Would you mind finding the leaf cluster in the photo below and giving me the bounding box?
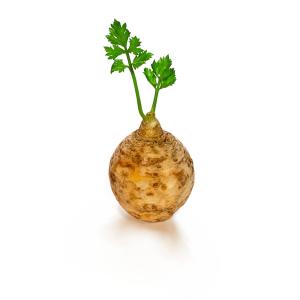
[143,55,176,90]
[104,19,177,117]
[104,19,152,73]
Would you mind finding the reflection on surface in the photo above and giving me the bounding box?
[104,208,189,256]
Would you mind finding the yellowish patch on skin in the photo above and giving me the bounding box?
[109,116,194,222]
[129,168,151,182]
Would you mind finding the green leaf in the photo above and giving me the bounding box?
[106,19,130,48]
[111,59,127,73]
[128,36,143,54]
[143,68,157,88]
[151,55,172,78]
[149,55,176,89]
[160,68,176,88]
[132,50,153,69]
[104,46,125,60]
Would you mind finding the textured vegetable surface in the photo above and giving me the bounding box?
[105,20,194,222]
[109,115,194,222]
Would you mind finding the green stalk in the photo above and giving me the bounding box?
[151,86,160,113]
[125,50,145,119]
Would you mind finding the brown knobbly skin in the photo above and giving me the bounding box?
[161,184,167,191]
[109,116,194,222]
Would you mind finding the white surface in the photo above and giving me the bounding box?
[0,0,300,299]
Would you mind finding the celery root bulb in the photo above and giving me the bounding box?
[109,115,194,222]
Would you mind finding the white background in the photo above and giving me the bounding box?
[0,0,300,299]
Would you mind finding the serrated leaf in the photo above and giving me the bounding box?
[160,67,174,80]
[132,50,153,69]
[132,48,143,55]
[151,55,172,78]
[111,59,127,73]
[160,68,176,88]
[128,36,142,54]
[106,19,130,48]
[104,46,124,60]
[147,55,176,89]
[143,68,157,88]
